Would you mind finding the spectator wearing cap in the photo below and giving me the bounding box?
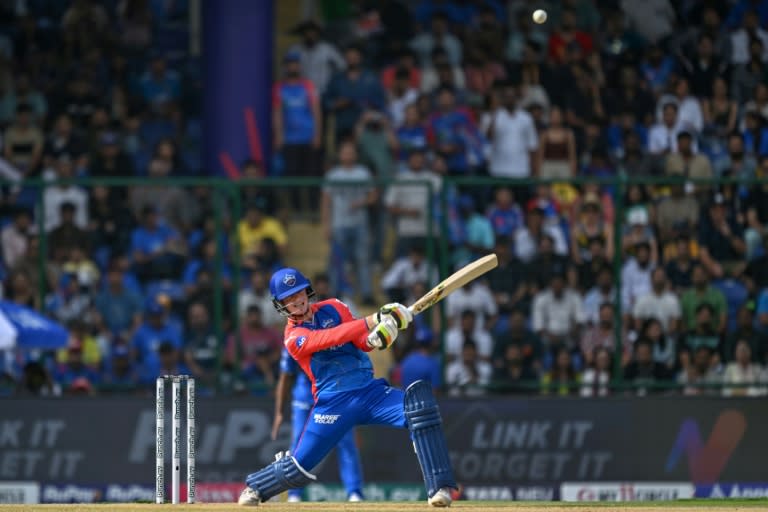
[384,149,441,257]
[485,81,538,178]
[130,205,186,283]
[621,240,654,310]
[3,103,43,174]
[323,44,386,142]
[100,343,139,392]
[237,196,287,262]
[698,193,746,278]
[225,304,282,386]
[387,66,420,128]
[90,130,135,179]
[532,272,585,350]
[514,206,567,263]
[570,193,613,265]
[131,296,183,370]
[288,19,345,95]
[447,194,494,268]
[664,131,713,180]
[43,155,88,231]
[1,208,31,269]
[681,264,728,333]
[409,11,462,67]
[94,264,143,338]
[397,326,441,391]
[665,234,701,292]
[273,50,322,209]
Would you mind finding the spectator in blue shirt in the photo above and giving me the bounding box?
[130,295,183,370]
[324,44,386,141]
[130,205,186,283]
[100,343,140,392]
[487,186,524,238]
[94,265,143,338]
[427,86,481,174]
[182,238,232,297]
[395,103,429,163]
[640,44,676,96]
[448,194,495,267]
[140,341,191,386]
[137,54,181,111]
[398,326,441,391]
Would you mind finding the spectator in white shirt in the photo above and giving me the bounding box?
[532,273,585,346]
[485,82,538,178]
[730,10,768,65]
[648,102,688,155]
[655,77,703,135]
[722,340,767,396]
[387,68,419,128]
[632,267,682,335]
[621,241,654,310]
[580,346,612,397]
[514,207,568,263]
[289,20,345,94]
[1,209,31,269]
[445,310,493,362]
[238,269,284,328]
[410,12,463,67]
[445,340,492,396]
[381,245,437,304]
[445,280,497,331]
[43,155,88,231]
[384,150,442,256]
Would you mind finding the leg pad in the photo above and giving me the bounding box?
[245,452,316,501]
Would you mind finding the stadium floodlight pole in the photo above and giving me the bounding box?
[155,377,165,504]
[172,377,181,504]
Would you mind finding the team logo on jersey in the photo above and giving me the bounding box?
[283,274,296,286]
[321,318,335,328]
[295,336,306,348]
[313,413,340,424]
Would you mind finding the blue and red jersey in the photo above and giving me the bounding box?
[272,79,317,145]
[426,107,482,173]
[283,299,374,401]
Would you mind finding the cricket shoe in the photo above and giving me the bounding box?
[287,494,302,503]
[348,492,363,502]
[237,487,261,506]
[428,487,453,507]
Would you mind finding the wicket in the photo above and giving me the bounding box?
[156,375,196,504]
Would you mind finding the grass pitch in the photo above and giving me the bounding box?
[0,500,766,512]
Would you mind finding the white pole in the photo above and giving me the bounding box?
[155,377,165,504]
[172,377,181,504]
[186,378,196,504]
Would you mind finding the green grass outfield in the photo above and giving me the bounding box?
[0,499,766,512]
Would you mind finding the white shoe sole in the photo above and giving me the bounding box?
[428,489,453,507]
[238,488,261,506]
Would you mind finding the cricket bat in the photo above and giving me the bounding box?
[408,253,498,316]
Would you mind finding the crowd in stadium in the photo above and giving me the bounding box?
[2,0,768,397]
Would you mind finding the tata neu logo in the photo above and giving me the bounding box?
[665,410,746,484]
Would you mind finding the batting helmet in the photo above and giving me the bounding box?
[269,267,315,315]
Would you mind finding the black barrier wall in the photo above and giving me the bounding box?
[0,397,765,485]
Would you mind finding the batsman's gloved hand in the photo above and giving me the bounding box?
[367,315,399,350]
[376,303,413,330]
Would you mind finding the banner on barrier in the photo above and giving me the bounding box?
[695,483,768,498]
[561,482,694,502]
[1,397,766,485]
[461,484,558,501]
[0,482,40,504]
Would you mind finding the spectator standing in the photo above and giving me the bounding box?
[624,0,675,46]
[321,141,376,304]
[387,67,420,128]
[410,12,463,67]
[395,104,429,161]
[289,20,345,96]
[485,83,538,178]
[427,86,481,175]
[324,44,386,142]
[538,106,576,179]
[547,8,593,63]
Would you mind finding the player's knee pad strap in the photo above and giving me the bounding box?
[245,453,316,501]
[404,380,457,498]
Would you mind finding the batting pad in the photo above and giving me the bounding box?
[404,380,457,498]
[245,452,316,500]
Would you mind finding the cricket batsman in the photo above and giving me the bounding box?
[238,267,457,507]
[272,346,365,502]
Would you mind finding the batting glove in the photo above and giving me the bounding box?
[367,316,399,350]
[376,303,413,330]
